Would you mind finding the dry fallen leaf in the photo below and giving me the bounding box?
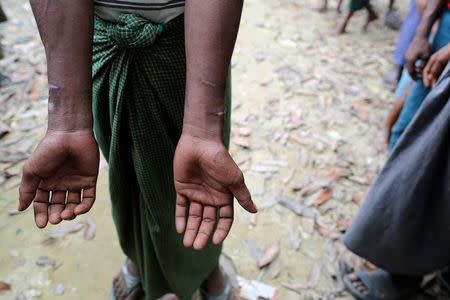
[233,137,251,148]
[336,214,350,232]
[36,256,56,268]
[282,169,295,184]
[315,187,333,206]
[266,257,282,279]
[47,222,84,239]
[0,281,11,293]
[278,195,316,218]
[349,175,373,186]
[236,127,252,137]
[301,217,315,234]
[27,74,47,101]
[315,167,345,182]
[288,226,301,251]
[83,219,96,240]
[351,99,370,121]
[258,242,280,268]
[352,191,365,205]
[244,240,262,263]
[315,222,331,237]
[53,283,65,296]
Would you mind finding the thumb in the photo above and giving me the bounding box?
[18,162,40,211]
[229,170,257,213]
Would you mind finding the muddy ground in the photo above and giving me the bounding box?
[0,0,447,299]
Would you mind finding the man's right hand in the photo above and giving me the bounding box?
[405,36,431,80]
[18,130,99,228]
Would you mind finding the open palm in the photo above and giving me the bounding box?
[174,134,256,251]
[18,130,99,228]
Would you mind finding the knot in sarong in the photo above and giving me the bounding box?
[103,14,164,48]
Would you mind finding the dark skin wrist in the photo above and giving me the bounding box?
[31,0,94,132]
[183,0,241,139]
[47,93,93,131]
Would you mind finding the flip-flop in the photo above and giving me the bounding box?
[342,269,418,300]
[437,267,450,292]
[110,260,142,300]
[339,259,355,279]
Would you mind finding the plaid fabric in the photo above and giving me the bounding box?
[92,14,231,300]
[349,0,370,12]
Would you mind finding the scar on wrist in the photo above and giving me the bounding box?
[209,110,226,117]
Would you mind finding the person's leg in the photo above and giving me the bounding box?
[337,0,343,13]
[385,0,421,87]
[202,265,228,296]
[337,11,354,34]
[318,0,328,13]
[389,80,430,149]
[0,5,7,23]
[363,2,378,31]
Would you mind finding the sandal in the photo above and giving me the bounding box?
[110,260,143,300]
[342,269,419,300]
[437,267,450,292]
[200,274,234,300]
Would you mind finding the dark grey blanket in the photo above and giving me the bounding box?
[343,68,450,275]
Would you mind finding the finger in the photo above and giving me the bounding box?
[229,176,257,213]
[422,60,434,88]
[406,59,417,80]
[193,206,217,251]
[49,190,66,224]
[423,73,432,88]
[74,187,96,215]
[175,194,188,234]
[432,76,438,87]
[429,60,444,84]
[18,164,40,211]
[183,202,202,248]
[212,204,234,245]
[33,189,49,228]
[61,191,81,220]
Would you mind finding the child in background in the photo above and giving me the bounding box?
[318,0,344,13]
[337,0,378,34]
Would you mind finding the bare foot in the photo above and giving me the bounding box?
[336,25,346,35]
[347,273,370,296]
[203,265,236,300]
[112,259,142,300]
[363,10,378,32]
[317,6,328,13]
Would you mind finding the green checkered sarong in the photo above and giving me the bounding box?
[92,14,231,300]
[349,0,370,11]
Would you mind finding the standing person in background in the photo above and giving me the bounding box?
[318,0,344,13]
[389,0,449,147]
[384,0,422,88]
[342,1,450,299]
[17,1,257,299]
[337,0,379,34]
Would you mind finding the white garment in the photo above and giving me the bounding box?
[94,0,184,23]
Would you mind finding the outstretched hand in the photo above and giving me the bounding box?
[18,130,99,228]
[174,134,256,251]
[422,45,450,88]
